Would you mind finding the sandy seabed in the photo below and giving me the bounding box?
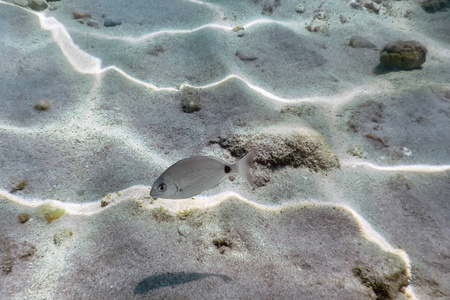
[0,0,449,299]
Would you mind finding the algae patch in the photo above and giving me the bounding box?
[210,129,340,172]
[177,209,198,220]
[37,202,65,224]
[213,237,233,254]
[18,213,30,223]
[54,229,73,246]
[352,254,409,300]
[152,207,175,223]
[10,179,28,194]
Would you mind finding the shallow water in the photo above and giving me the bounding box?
[1,0,449,299]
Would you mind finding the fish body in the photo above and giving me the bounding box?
[150,151,255,199]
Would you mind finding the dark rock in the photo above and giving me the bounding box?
[180,87,201,113]
[364,2,380,14]
[420,0,450,12]
[104,18,122,27]
[380,41,427,70]
[28,0,48,11]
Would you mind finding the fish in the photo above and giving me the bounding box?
[150,151,255,199]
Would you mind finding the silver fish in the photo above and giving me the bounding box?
[150,151,255,199]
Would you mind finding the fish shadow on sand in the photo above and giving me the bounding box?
[134,272,232,294]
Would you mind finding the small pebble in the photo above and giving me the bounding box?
[295,4,305,13]
[28,0,48,11]
[86,20,99,28]
[349,35,376,49]
[181,99,201,113]
[180,88,201,113]
[364,2,380,14]
[104,18,122,27]
[72,9,92,19]
[18,213,30,223]
[34,100,51,111]
[178,225,191,236]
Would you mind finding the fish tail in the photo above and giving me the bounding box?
[236,150,256,188]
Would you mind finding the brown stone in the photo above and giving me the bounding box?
[380,40,427,70]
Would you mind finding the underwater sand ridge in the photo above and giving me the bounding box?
[0,187,415,299]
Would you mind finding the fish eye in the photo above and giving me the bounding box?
[157,183,167,192]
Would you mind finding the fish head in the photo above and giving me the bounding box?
[150,174,179,199]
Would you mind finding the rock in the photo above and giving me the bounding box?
[72,9,92,19]
[18,213,30,223]
[379,40,427,70]
[295,4,305,13]
[210,128,340,172]
[364,2,380,14]
[178,225,191,237]
[180,87,201,113]
[104,17,122,27]
[34,100,51,111]
[86,20,99,29]
[420,0,450,13]
[28,0,48,11]
[349,35,377,49]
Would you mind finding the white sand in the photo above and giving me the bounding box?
[1,0,449,299]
